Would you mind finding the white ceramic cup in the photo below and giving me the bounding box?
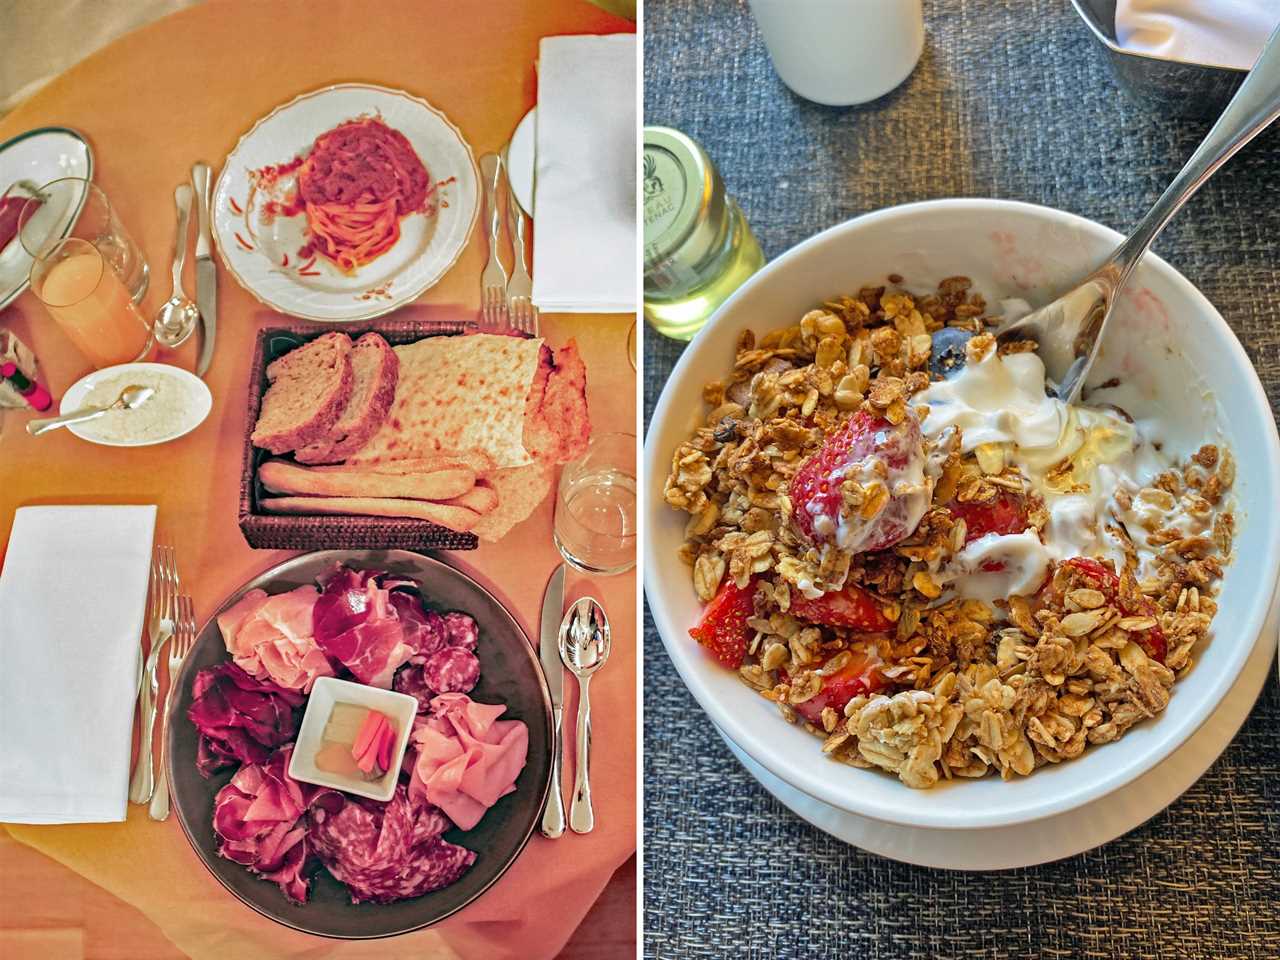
[748,0,925,106]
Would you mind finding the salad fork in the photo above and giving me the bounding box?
[505,187,539,336]
[129,545,177,804]
[478,153,509,331]
[150,594,195,821]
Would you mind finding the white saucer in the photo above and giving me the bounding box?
[60,362,212,447]
[505,108,536,217]
[0,126,93,310]
[721,579,1279,871]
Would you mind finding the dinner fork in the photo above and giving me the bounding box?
[478,153,509,331]
[150,594,195,821]
[505,187,539,336]
[129,545,177,804]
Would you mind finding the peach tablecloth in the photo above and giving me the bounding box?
[0,2,636,957]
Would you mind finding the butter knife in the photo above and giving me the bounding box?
[540,563,567,838]
[191,163,216,378]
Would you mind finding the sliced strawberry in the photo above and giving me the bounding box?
[790,583,893,632]
[788,646,887,724]
[948,490,1030,572]
[689,579,756,668]
[1047,557,1167,663]
[789,409,927,555]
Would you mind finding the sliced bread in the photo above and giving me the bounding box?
[294,332,399,464]
[251,332,353,454]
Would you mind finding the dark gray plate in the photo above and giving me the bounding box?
[166,549,553,939]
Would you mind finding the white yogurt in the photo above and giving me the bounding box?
[917,342,1177,597]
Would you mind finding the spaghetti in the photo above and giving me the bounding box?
[294,118,433,273]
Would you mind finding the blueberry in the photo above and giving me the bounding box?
[928,327,974,379]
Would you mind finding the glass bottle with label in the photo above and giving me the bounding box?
[643,127,764,341]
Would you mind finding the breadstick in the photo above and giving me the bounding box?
[442,485,500,515]
[260,496,481,531]
[259,460,475,501]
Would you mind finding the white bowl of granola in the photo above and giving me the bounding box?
[644,198,1280,831]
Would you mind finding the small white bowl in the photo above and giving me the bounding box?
[287,677,419,802]
[644,198,1280,831]
[60,362,212,447]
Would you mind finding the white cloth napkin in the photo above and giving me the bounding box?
[531,34,637,313]
[1115,0,1280,71]
[0,504,156,823]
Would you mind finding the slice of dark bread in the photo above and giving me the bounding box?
[294,333,399,464]
[251,332,353,454]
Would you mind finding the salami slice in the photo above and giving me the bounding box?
[441,612,479,650]
[421,646,480,694]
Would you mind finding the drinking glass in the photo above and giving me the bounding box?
[554,432,637,576]
[30,238,154,369]
[18,178,149,303]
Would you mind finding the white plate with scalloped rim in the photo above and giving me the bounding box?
[645,198,1280,833]
[212,83,479,323]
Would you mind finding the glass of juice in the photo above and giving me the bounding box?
[554,432,637,576]
[30,238,154,369]
[18,178,149,303]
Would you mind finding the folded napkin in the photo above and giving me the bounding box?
[1116,0,1280,71]
[0,504,156,823]
[532,34,637,313]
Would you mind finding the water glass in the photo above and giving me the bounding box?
[18,178,150,303]
[30,238,153,369]
[554,432,637,576]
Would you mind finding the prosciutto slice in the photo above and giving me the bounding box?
[310,784,475,904]
[407,693,528,831]
[188,662,304,776]
[313,568,416,688]
[211,746,340,904]
[217,586,332,692]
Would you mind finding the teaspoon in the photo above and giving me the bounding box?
[995,23,1280,403]
[27,384,154,436]
[558,596,611,834]
[153,184,200,348]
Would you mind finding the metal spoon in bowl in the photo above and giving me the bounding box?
[27,384,154,436]
[558,596,611,834]
[153,184,200,349]
[991,23,1280,403]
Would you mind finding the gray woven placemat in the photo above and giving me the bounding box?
[642,1,1280,957]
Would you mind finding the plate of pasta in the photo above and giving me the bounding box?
[212,83,480,322]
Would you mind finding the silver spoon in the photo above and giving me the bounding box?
[995,22,1280,403]
[153,184,199,348]
[558,596,611,834]
[27,384,154,436]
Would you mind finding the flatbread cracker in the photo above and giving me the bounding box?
[470,464,555,542]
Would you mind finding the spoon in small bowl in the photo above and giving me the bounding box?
[949,24,1280,403]
[27,384,154,436]
[153,184,200,349]
[558,596,611,834]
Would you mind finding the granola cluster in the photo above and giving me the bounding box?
[664,278,1236,789]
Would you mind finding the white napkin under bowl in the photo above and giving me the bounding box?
[0,504,156,823]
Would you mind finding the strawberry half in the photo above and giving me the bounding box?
[789,582,893,632]
[788,646,887,724]
[949,490,1029,571]
[1046,557,1167,663]
[689,579,756,668]
[789,409,927,555]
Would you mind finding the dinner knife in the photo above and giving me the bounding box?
[191,163,216,378]
[540,563,567,839]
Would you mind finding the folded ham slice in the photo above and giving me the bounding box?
[188,662,304,776]
[313,567,417,688]
[310,784,475,904]
[217,586,333,692]
[212,745,340,904]
[407,692,528,831]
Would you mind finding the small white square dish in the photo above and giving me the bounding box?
[287,676,418,802]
